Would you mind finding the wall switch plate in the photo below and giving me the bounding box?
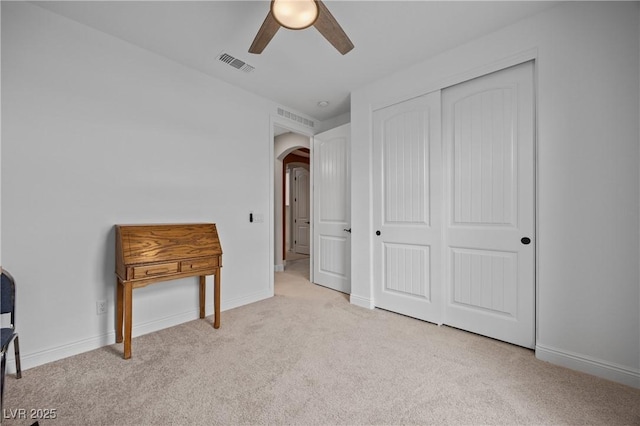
[249,212,263,223]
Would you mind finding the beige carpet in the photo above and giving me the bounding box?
[3,258,639,425]
[285,251,310,262]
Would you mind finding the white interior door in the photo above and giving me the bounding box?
[442,61,535,348]
[313,124,350,293]
[372,92,443,323]
[292,167,310,255]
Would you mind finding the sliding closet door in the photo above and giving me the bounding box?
[372,92,443,324]
[442,61,535,348]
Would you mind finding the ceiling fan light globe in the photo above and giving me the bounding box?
[271,0,319,30]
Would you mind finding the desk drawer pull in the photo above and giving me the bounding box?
[133,262,179,279]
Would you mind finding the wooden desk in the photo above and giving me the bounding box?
[115,223,222,359]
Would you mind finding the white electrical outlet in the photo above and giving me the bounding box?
[96,299,107,315]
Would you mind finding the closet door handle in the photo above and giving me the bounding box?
[343,228,351,233]
[521,237,531,245]
[376,230,381,236]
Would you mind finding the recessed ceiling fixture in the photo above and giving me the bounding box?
[249,0,354,55]
[317,101,330,108]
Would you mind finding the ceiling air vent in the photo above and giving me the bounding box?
[277,108,314,128]
[217,52,255,73]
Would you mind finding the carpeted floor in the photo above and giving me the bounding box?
[3,258,639,425]
[285,251,310,262]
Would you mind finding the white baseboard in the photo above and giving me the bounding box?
[274,264,284,272]
[7,288,273,374]
[221,288,273,312]
[536,343,640,389]
[4,330,117,375]
[350,293,375,309]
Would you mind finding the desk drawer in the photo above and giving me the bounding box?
[181,257,218,272]
[132,262,179,279]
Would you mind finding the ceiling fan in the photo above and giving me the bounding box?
[249,0,354,55]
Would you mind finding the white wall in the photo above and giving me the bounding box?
[1,2,280,368]
[274,132,311,269]
[318,111,350,134]
[351,1,640,388]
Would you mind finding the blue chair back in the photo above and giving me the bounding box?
[1,271,16,320]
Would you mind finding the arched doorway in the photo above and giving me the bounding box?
[273,128,311,272]
[283,150,310,259]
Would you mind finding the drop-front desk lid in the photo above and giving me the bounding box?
[115,223,222,267]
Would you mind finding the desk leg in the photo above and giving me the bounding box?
[116,279,123,343]
[214,269,220,329]
[199,276,206,319]
[123,282,133,359]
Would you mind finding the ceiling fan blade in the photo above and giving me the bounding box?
[313,0,354,55]
[249,10,281,54]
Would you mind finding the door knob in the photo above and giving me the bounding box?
[521,237,531,245]
[343,228,351,233]
[376,230,381,236]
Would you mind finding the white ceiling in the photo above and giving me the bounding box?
[33,1,559,122]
